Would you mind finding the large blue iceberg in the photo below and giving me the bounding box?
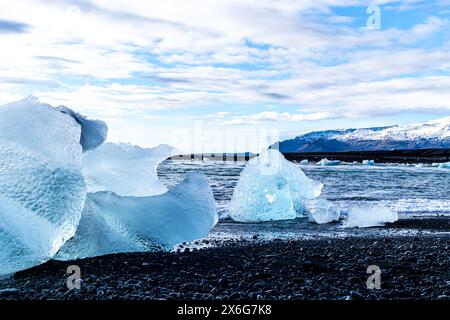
[0,96,86,275]
[58,142,217,260]
[0,97,218,274]
[57,173,218,260]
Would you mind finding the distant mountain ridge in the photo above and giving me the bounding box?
[276,117,450,152]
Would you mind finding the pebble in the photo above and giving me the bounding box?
[2,235,449,301]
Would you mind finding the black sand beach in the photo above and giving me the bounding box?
[1,218,449,301]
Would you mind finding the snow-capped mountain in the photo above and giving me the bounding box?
[277,117,450,153]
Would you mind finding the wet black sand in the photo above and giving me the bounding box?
[1,219,449,300]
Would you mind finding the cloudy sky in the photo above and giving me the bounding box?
[1,0,450,152]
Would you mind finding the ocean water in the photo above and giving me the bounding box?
[158,160,450,219]
[158,160,450,245]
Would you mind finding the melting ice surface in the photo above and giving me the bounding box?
[228,149,323,222]
[344,204,398,228]
[0,97,86,275]
[57,173,218,260]
[83,142,178,196]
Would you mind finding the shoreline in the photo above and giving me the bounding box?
[167,149,450,164]
[1,218,449,300]
[283,148,450,164]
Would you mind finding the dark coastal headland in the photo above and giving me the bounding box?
[283,148,450,164]
[169,149,450,164]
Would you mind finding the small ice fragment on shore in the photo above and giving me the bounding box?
[57,106,108,152]
[343,204,398,228]
[0,96,86,275]
[305,199,340,224]
[57,173,218,259]
[317,158,341,166]
[83,142,178,196]
[438,162,450,169]
[362,160,376,165]
[228,149,323,222]
[300,159,309,165]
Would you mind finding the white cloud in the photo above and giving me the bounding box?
[0,0,449,151]
[221,111,333,126]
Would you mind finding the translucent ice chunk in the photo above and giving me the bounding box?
[0,97,86,275]
[300,159,309,164]
[82,142,178,196]
[305,198,341,224]
[362,160,376,165]
[317,158,341,166]
[228,149,323,222]
[56,173,218,259]
[343,204,398,228]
